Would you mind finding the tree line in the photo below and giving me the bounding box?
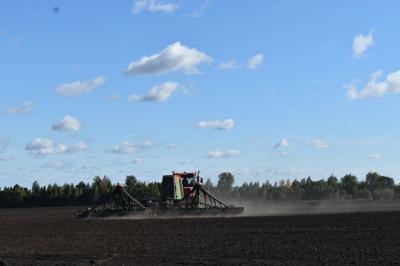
[210,172,400,201]
[0,172,399,208]
[0,176,160,208]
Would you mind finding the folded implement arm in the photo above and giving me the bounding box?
[172,182,244,216]
[73,184,146,219]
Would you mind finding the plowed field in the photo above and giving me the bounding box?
[0,207,399,265]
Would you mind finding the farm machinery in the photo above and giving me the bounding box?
[74,172,244,219]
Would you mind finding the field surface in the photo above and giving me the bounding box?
[0,206,399,265]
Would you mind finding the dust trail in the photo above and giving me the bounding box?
[232,199,400,217]
[101,213,243,220]
[93,200,400,220]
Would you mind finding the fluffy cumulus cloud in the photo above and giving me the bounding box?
[207,149,240,158]
[247,54,264,69]
[25,138,87,155]
[346,70,400,99]
[308,139,328,149]
[129,82,180,102]
[219,60,240,70]
[274,138,291,149]
[55,75,106,96]
[196,119,235,130]
[52,115,82,132]
[4,101,33,115]
[132,0,178,14]
[107,140,155,154]
[369,153,382,160]
[125,42,212,76]
[353,31,374,58]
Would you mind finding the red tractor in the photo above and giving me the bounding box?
[74,171,244,219]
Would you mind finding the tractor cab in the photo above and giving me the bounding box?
[160,172,201,207]
[173,172,202,196]
[161,174,184,204]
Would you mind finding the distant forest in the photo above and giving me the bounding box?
[0,172,399,208]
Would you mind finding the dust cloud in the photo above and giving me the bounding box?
[231,199,400,217]
[101,200,400,220]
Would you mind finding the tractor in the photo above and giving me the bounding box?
[74,171,244,219]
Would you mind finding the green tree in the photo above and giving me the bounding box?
[341,174,358,197]
[125,175,138,188]
[125,175,138,195]
[366,172,394,190]
[32,181,40,196]
[217,172,235,193]
[327,175,339,199]
[92,176,113,201]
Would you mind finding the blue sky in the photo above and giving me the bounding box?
[1,0,400,186]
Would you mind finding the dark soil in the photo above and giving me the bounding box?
[0,207,399,265]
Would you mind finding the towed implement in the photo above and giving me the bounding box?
[74,171,244,219]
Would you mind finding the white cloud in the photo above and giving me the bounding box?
[125,42,212,76]
[247,54,264,69]
[219,60,240,70]
[274,138,291,149]
[207,149,240,158]
[308,139,328,149]
[346,70,400,99]
[4,101,33,115]
[129,82,180,102]
[353,31,374,58]
[132,0,178,14]
[55,75,106,96]
[107,142,136,154]
[107,140,155,154]
[196,119,235,130]
[52,115,82,132]
[26,138,88,155]
[369,153,382,160]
